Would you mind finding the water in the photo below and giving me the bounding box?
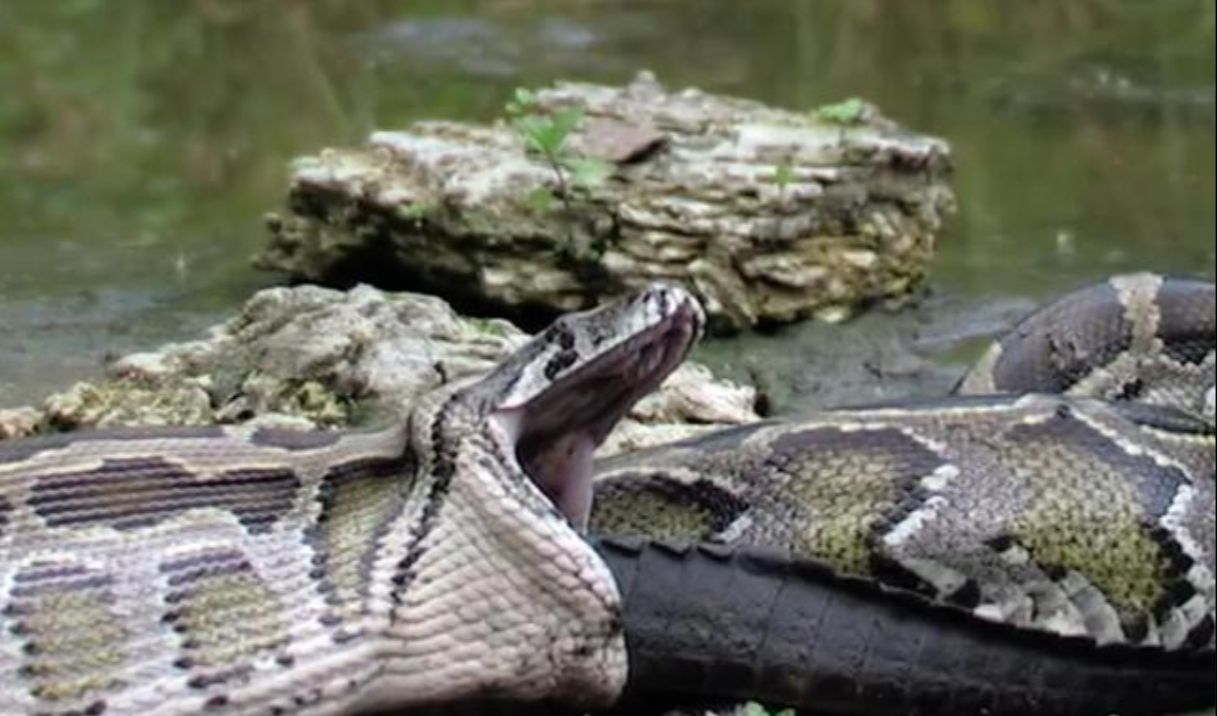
[1,0,1214,407]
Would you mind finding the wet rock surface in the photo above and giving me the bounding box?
[694,288,1039,415]
[0,284,759,451]
[257,72,954,333]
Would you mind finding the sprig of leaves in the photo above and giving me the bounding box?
[742,702,796,716]
[773,159,796,201]
[505,87,613,213]
[813,97,867,125]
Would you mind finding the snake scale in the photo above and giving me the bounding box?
[0,274,1213,715]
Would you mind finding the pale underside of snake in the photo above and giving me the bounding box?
[0,273,1213,716]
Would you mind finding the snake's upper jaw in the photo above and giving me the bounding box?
[493,285,703,530]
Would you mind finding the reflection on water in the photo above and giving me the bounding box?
[0,0,1213,404]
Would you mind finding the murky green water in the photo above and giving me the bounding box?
[1,0,1214,407]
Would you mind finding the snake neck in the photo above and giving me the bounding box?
[326,390,627,711]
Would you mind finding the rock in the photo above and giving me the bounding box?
[43,380,214,430]
[257,71,954,333]
[0,407,40,439]
[3,284,759,452]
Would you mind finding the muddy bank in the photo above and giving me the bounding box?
[694,288,1038,417]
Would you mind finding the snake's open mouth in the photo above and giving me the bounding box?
[496,291,702,530]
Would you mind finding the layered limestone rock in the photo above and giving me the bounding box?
[0,284,759,454]
[257,72,954,332]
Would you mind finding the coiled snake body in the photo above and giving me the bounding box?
[0,274,1213,715]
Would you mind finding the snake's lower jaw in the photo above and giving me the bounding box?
[530,429,598,531]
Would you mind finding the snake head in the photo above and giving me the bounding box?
[488,283,705,530]
[380,284,703,710]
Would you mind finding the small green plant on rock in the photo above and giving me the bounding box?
[398,200,437,225]
[813,97,868,125]
[742,701,796,716]
[505,87,613,214]
[773,159,796,202]
[465,316,512,338]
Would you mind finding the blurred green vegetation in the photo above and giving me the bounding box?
[0,0,1212,398]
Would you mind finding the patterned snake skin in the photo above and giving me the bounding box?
[591,274,1215,715]
[0,274,1212,715]
[958,273,1215,424]
[0,285,703,715]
